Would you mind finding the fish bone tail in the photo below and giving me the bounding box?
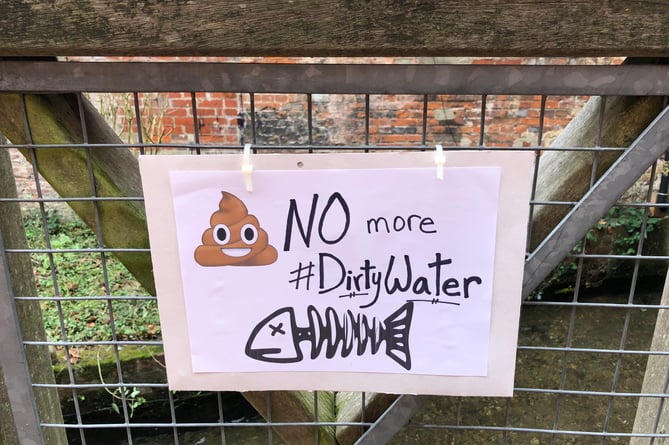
[382,302,414,370]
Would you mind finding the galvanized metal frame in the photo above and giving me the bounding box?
[358,106,669,443]
[0,61,668,444]
[0,62,668,96]
[524,105,669,297]
[0,233,45,445]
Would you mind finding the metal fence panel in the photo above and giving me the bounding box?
[0,61,667,445]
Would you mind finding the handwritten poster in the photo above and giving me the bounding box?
[140,151,534,395]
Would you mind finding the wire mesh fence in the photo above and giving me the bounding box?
[0,60,668,444]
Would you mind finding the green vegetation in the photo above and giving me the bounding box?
[536,206,662,298]
[96,351,147,417]
[594,206,661,255]
[23,209,160,343]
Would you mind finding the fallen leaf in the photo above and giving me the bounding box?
[69,348,81,364]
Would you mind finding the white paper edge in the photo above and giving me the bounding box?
[139,151,535,397]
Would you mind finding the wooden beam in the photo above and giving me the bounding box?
[0,147,68,445]
[243,391,336,445]
[335,391,398,445]
[631,269,669,444]
[1,1,669,57]
[0,93,157,295]
[529,95,666,249]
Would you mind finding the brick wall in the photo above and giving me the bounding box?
[92,89,583,149]
[79,57,622,150]
[10,57,623,200]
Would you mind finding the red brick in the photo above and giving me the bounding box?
[378,134,423,143]
[165,107,189,117]
[272,94,290,104]
[174,117,196,129]
[222,108,239,117]
[393,118,421,127]
[169,98,192,108]
[224,98,239,108]
[76,57,594,149]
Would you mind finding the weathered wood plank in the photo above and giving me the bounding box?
[529,95,666,249]
[631,269,669,445]
[0,93,157,295]
[243,391,337,445]
[1,1,669,57]
[335,391,398,445]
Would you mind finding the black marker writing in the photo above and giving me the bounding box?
[245,302,414,370]
[284,192,350,251]
[316,252,482,308]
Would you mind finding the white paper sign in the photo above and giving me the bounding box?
[140,151,534,395]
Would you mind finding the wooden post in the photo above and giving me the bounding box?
[0,146,67,444]
[242,390,404,445]
[631,269,669,444]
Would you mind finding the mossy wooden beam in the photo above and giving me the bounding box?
[244,391,336,445]
[243,390,404,445]
[335,392,398,445]
[0,147,67,445]
[2,1,669,57]
[0,93,156,295]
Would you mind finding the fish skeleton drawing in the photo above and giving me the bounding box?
[245,302,414,370]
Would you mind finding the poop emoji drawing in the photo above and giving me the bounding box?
[194,192,278,267]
